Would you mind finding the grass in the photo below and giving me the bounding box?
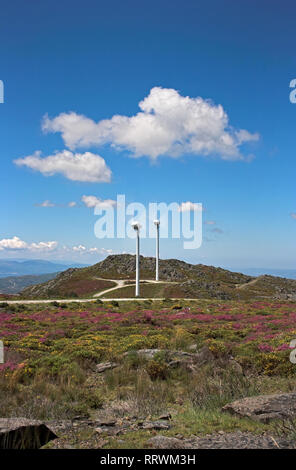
[21,274,116,299]
[101,282,173,298]
[0,299,296,448]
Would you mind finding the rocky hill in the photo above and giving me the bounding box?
[21,254,296,300]
[87,254,251,282]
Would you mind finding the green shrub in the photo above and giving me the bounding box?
[172,304,183,310]
[84,390,104,409]
[69,292,78,298]
[146,360,168,380]
[15,304,26,312]
[0,302,9,308]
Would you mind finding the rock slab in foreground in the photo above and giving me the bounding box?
[222,392,296,423]
[147,432,295,449]
[0,418,57,449]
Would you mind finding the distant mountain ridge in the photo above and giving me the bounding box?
[0,259,88,278]
[21,254,296,301]
[236,268,296,280]
[0,272,59,294]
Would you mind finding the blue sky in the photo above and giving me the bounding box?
[0,0,295,268]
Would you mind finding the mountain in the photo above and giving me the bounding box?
[0,259,88,278]
[87,255,252,283]
[236,268,296,280]
[0,272,59,294]
[21,254,296,301]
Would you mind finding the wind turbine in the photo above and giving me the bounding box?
[154,219,160,281]
[131,221,140,297]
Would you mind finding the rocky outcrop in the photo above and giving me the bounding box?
[146,431,295,449]
[96,362,119,373]
[91,254,252,283]
[222,392,296,423]
[0,418,57,449]
[131,347,215,363]
[146,435,193,449]
[138,420,171,430]
[90,255,191,281]
[127,346,242,373]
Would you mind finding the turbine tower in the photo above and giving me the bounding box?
[131,221,140,297]
[154,219,160,281]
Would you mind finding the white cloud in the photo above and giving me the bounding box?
[72,244,87,252]
[30,241,58,251]
[0,236,58,252]
[35,200,55,207]
[0,236,28,251]
[36,200,78,208]
[88,247,99,253]
[99,247,113,254]
[290,213,296,220]
[14,150,112,183]
[42,87,259,160]
[0,238,113,260]
[0,236,113,258]
[72,245,113,255]
[178,201,202,212]
[88,247,113,255]
[81,195,117,209]
[235,129,259,144]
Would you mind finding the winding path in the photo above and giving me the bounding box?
[3,278,179,304]
[93,277,172,298]
[1,276,260,305]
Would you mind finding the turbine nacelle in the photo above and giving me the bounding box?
[131,221,141,231]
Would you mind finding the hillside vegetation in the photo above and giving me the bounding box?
[21,254,296,301]
[1,299,296,448]
[21,268,116,299]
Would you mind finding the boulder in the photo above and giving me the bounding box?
[96,418,116,426]
[222,392,296,423]
[0,418,57,449]
[139,420,171,430]
[136,349,163,360]
[158,413,172,420]
[146,435,192,449]
[192,345,215,364]
[95,362,118,373]
[133,347,215,364]
[126,347,242,374]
